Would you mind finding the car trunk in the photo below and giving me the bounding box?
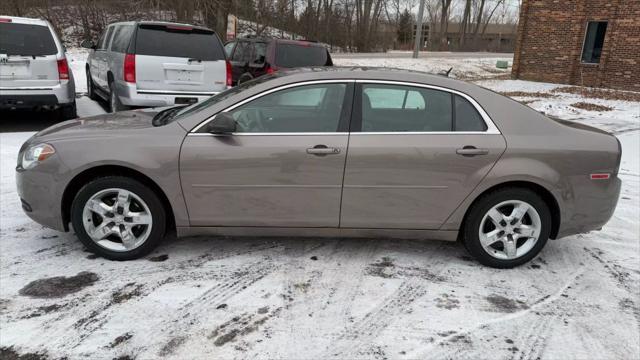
[133,24,227,94]
[0,22,60,89]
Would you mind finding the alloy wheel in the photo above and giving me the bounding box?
[82,188,153,252]
[478,200,541,260]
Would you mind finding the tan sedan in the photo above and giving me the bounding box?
[16,68,621,268]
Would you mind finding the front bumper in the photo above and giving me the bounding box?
[16,157,68,232]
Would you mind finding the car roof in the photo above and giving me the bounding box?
[107,20,213,32]
[0,16,50,27]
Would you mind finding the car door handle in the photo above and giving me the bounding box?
[456,146,489,156]
[307,145,341,156]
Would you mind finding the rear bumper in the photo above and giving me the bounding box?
[115,81,219,107]
[0,82,75,109]
[556,176,621,238]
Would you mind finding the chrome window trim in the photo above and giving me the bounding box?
[190,79,355,133]
[355,79,501,134]
[189,78,501,135]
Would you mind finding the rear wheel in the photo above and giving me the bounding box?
[463,188,551,268]
[59,101,77,120]
[238,73,253,85]
[71,176,166,260]
[108,81,127,113]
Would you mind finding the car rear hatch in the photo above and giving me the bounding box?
[274,41,333,69]
[0,21,60,89]
[133,23,227,95]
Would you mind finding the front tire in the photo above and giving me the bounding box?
[463,188,551,268]
[86,68,99,100]
[71,176,166,260]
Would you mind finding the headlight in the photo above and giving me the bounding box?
[20,143,56,169]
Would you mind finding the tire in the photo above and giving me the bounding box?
[108,81,127,113]
[237,73,253,85]
[59,101,77,120]
[71,176,167,260]
[86,68,99,101]
[462,187,551,268]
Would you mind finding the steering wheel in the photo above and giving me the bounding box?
[235,108,268,132]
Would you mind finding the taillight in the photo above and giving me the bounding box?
[57,59,69,80]
[0,18,12,23]
[266,65,277,74]
[124,54,136,83]
[226,60,233,87]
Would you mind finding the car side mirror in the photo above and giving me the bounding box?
[207,112,237,134]
[81,39,95,49]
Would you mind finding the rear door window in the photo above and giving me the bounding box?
[134,24,225,60]
[0,23,57,56]
[275,44,329,67]
[101,26,115,51]
[361,84,452,132]
[111,25,134,53]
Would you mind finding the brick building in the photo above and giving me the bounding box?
[512,0,640,90]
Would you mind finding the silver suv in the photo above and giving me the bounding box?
[82,21,230,112]
[0,16,76,119]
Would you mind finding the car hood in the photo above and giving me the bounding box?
[32,108,166,142]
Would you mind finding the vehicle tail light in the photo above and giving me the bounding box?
[0,18,12,23]
[266,65,277,74]
[590,173,611,180]
[226,60,233,87]
[124,53,136,83]
[57,58,69,80]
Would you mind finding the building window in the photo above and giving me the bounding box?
[581,21,608,64]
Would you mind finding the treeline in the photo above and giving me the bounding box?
[1,0,518,52]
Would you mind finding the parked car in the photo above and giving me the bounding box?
[16,68,621,268]
[0,16,76,119]
[224,37,333,85]
[81,21,230,112]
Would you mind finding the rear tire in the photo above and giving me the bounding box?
[71,176,166,260]
[108,81,127,113]
[463,187,551,268]
[59,101,77,120]
[238,73,253,85]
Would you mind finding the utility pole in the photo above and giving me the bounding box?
[413,0,426,58]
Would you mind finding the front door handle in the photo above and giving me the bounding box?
[307,145,341,156]
[456,146,489,156]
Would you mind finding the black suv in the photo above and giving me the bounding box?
[224,37,333,85]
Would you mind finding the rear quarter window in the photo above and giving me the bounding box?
[275,43,330,67]
[0,23,57,56]
[454,95,487,131]
[134,25,225,60]
[111,25,134,53]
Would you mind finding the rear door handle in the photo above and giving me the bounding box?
[456,146,489,156]
[307,145,341,156]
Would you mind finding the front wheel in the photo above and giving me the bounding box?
[71,176,166,260]
[463,188,551,268]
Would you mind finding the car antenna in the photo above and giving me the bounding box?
[439,67,453,77]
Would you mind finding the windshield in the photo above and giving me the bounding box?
[135,24,225,60]
[171,74,278,122]
[0,23,57,56]
[276,44,331,68]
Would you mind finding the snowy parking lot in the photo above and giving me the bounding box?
[1,52,639,359]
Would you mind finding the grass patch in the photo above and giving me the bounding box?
[570,102,613,112]
[499,91,557,98]
[552,86,640,102]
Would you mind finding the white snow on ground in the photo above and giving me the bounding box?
[1,53,639,359]
[67,48,89,94]
[334,56,512,80]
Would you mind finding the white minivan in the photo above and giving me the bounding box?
[82,21,230,112]
[0,16,76,119]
